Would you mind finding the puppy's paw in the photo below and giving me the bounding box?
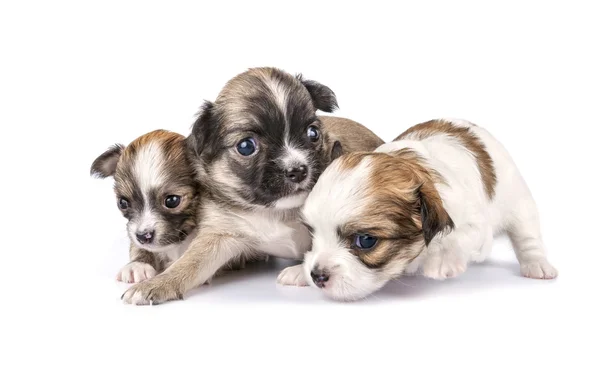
[277,264,308,287]
[121,276,182,305]
[422,253,467,280]
[520,258,558,279]
[116,262,157,283]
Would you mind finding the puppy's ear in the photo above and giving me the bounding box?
[186,100,215,158]
[330,140,344,162]
[297,74,338,112]
[90,144,124,178]
[417,181,454,245]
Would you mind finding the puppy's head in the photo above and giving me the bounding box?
[90,130,200,253]
[301,150,454,301]
[187,67,338,209]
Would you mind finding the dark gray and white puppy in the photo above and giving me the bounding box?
[121,67,383,304]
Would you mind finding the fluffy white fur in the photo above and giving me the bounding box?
[128,141,167,248]
[297,119,557,301]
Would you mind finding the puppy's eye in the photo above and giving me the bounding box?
[354,234,378,250]
[118,197,129,210]
[164,195,181,208]
[236,138,257,156]
[307,126,320,142]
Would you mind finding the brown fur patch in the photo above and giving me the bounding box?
[320,116,385,161]
[115,130,196,197]
[337,150,454,268]
[395,119,497,200]
[120,129,186,163]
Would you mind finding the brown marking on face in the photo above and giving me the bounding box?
[119,130,186,164]
[336,150,454,269]
[394,119,497,199]
[214,67,314,128]
[112,129,200,247]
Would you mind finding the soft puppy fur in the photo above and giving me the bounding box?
[299,118,558,301]
[121,67,384,304]
[320,116,384,162]
[90,130,200,283]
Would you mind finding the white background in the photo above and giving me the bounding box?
[1,1,599,380]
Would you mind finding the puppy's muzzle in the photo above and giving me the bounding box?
[310,268,330,288]
[285,165,308,184]
[136,230,155,244]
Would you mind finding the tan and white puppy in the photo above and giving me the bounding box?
[91,130,260,284]
[91,130,201,283]
[121,67,384,304]
[298,118,558,301]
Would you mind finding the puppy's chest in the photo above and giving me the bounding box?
[245,213,311,260]
[156,231,195,266]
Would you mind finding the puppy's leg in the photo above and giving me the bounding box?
[421,247,467,280]
[221,251,269,272]
[121,232,250,305]
[421,223,487,280]
[277,264,308,287]
[116,245,158,283]
[507,198,557,279]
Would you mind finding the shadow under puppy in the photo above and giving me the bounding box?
[90,130,263,284]
[121,67,383,305]
[299,118,558,301]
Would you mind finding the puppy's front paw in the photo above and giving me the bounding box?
[422,253,467,280]
[121,276,182,305]
[520,258,558,279]
[116,262,157,283]
[277,264,308,287]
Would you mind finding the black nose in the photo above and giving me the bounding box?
[136,230,154,244]
[310,269,330,288]
[285,165,308,183]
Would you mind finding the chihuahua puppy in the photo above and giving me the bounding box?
[91,130,201,283]
[91,130,260,284]
[121,67,383,304]
[298,118,557,301]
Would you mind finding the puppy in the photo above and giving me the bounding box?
[91,129,261,284]
[90,130,200,283]
[299,118,558,301]
[121,67,383,304]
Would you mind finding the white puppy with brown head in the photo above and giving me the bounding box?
[299,118,557,301]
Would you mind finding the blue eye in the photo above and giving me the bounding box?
[307,126,320,142]
[236,138,257,156]
[354,234,378,249]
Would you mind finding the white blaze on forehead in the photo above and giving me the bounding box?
[263,77,292,143]
[129,141,166,237]
[134,141,167,197]
[265,78,289,119]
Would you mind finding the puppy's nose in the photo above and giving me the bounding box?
[136,230,155,244]
[285,165,308,183]
[310,269,330,288]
